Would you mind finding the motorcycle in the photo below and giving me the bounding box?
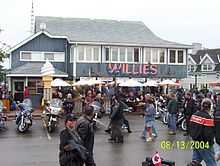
[155,97,169,124]
[176,111,187,131]
[0,101,7,131]
[42,98,62,133]
[16,99,33,133]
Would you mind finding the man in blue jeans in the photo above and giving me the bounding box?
[167,93,178,135]
[189,98,216,166]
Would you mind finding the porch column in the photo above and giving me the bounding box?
[25,77,28,87]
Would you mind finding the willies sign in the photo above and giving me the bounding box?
[106,63,158,76]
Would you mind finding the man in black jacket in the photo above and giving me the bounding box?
[76,106,96,166]
[184,91,197,136]
[189,98,216,166]
[59,114,85,166]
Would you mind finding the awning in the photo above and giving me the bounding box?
[6,63,68,77]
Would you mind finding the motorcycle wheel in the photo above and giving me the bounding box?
[17,122,29,133]
[181,119,187,131]
[162,113,168,125]
[47,122,56,133]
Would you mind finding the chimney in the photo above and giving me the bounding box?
[192,43,202,55]
[40,23,46,31]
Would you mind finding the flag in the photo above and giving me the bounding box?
[152,152,162,166]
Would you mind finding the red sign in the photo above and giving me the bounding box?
[106,63,158,76]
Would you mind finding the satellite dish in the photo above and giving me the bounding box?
[40,23,46,31]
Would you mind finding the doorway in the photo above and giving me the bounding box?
[13,80,24,102]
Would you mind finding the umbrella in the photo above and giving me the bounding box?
[159,80,180,86]
[143,80,158,87]
[73,79,105,86]
[72,80,90,86]
[119,79,143,87]
[51,78,71,87]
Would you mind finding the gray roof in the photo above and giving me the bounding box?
[191,49,220,64]
[7,63,68,76]
[35,16,191,48]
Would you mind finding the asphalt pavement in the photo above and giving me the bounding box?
[0,115,214,166]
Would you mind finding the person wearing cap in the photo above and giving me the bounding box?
[76,106,96,166]
[59,114,87,166]
[183,91,197,136]
[189,98,216,166]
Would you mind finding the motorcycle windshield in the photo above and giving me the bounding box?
[50,98,62,108]
[22,99,33,111]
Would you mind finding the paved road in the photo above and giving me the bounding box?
[0,115,213,166]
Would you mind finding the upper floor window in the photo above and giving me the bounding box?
[202,64,213,71]
[20,51,65,62]
[144,48,151,63]
[151,48,166,64]
[77,46,100,62]
[188,65,196,72]
[168,49,185,64]
[104,47,141,63]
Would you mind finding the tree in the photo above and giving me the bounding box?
[0,49,7,83]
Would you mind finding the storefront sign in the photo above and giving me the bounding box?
[106,63,158,76]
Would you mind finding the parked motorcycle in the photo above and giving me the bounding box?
[0,101,7,131]
[16,99,33,133]
[42,98,62,133]
[176,111,187,131]
[155,97,169,124]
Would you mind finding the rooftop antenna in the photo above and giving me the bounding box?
[30,0,35,34]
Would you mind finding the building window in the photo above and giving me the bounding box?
[44,53,54,61]
[169,49,185,64]
[105,47,110,61]
[86,47,92,61]
[134,48,140,62]
[111,47,118,62]
[144,48,151,63]
[188,65,195,72]
[78,46,85,61]
[178,50,184,63]
[151,49,158,63]
[93,48,99,61]
[169,50,176,63]
[159,49,165,63]
[202,64,213,71]
[119,48,126,62]
[28,79,43,95]
[20,51,64,62]
[127,48,133,62]
[77,46,100,62]
[20,52,31,60]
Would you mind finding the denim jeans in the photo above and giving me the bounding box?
[192,145,217,166]
[142,120,157,138]
[168,113,176,132]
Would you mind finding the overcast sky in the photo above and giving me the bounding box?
[1,0,220,49]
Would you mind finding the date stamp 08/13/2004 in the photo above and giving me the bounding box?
[160,140,210,151]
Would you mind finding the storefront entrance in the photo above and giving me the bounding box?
[13,80,24,102]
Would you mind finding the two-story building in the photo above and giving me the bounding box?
[7,16,191,106]
[182,48,220,90]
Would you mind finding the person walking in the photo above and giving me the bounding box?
[59,114,88,166]
[143,96,156,142]
[167,93,178,135]
[108,96,124,143]
[183,91,197,136]
[189,98,216,166]
[76,106,96,166]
